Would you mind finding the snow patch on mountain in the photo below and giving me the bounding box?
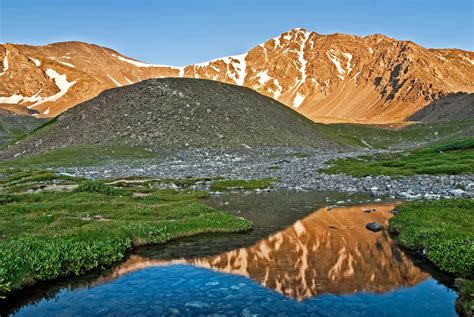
[56,60,75,68]
[107,74,122,87]
[297,31,310,84]
[272,36,281,48]
[0,94,26,104]
[189,52,247,84]
[0,68,76,110]
[32,69,76,108]
[352,72,361,81]
[112,54,171,68]
[293,92,305,108]
[327,50,345,79]
[270,79,283,98]
[257,70,271,85]
[327,50,353,80]
[230,53,247,85]
[29,57,41,66]
[342,52,352,75]
[0,50,9,76]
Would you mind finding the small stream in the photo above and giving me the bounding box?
[2,191,458,316]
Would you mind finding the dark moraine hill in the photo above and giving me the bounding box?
[409,92,474,123]
[0,78,342,159]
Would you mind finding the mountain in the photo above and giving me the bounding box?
[0,41,181,117]
[0,78,341,159]
[1,28,473,123]
[408,92,474,122]
[0,114,45,147]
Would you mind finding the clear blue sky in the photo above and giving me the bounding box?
[1,0,473,66]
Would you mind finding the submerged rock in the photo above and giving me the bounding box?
[366,222,384,232]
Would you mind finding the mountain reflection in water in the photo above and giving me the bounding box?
[99,204,428,300]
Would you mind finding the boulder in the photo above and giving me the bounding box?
[366,222,384,232]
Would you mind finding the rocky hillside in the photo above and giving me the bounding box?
[0,114,45,147]
[0,78,341,159]
[1,28,472,123]
[409,92,474,122]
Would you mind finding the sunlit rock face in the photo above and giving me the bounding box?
[1,29,473,122]
[102,204,428,301]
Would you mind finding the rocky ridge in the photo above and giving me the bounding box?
[1,28,473,122]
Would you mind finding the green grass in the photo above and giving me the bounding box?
[0,145,158,169]
[314,119,474,149]
[74,180,127,196]
[322,137,474,177]
[0,180,252,298]
[210,178,276,191]
[388,199,473,278]
[388,199,474,316]
[0,115,47,149]
[0,169,84,194]
[456,280,474,316]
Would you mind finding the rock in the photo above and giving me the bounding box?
[424,193,440,200]
[399,191,421,200]
[328,225,338,229]
[336,200,345,205]
[185,301,210,309]
[364,208,376,213]
[168,308,180,315]
[390,209,399,215]
[241,308,257,317]
[366,222,384,232]
[450,189,466,197]
[274,159,291,164]
[466,183,474,192]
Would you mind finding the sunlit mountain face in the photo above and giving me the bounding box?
[99,204,428,300]
[2,29,473,122]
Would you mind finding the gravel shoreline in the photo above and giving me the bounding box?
[57,147,474,200]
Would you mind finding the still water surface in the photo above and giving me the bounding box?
[6,191,458,316]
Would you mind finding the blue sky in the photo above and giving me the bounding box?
[1,0,473,66]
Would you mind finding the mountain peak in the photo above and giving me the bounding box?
[0,30,472,123]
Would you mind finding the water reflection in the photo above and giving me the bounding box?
[98,204,428,300]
